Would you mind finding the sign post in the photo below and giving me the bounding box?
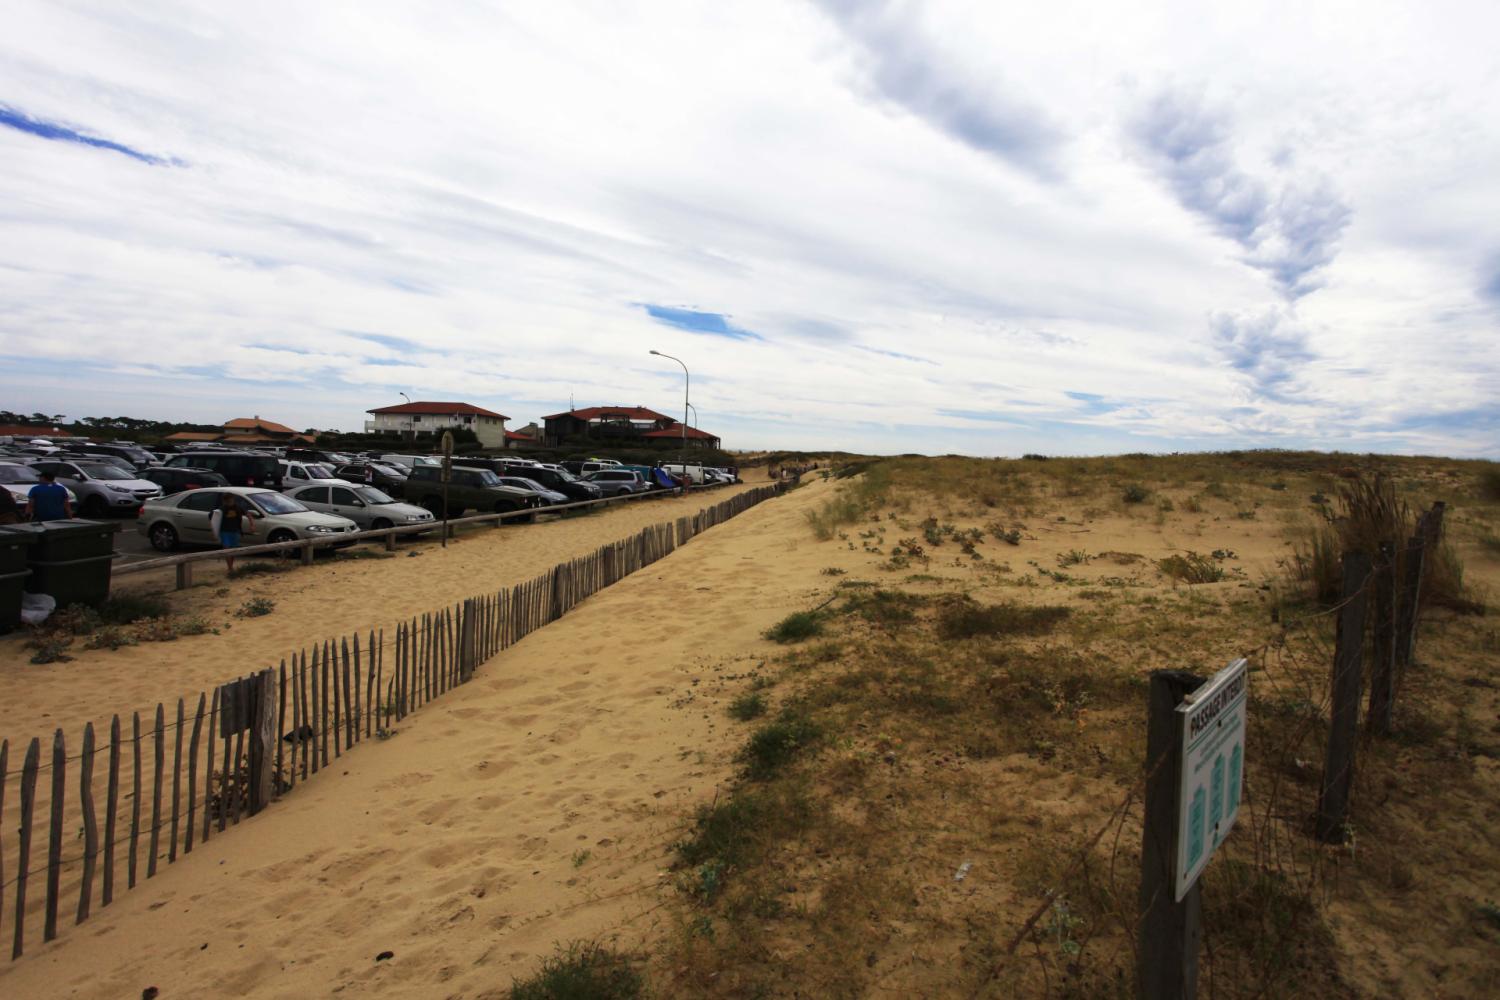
[440,431,454,549]
[1174,658,1247,899]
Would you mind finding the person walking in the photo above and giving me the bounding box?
[26,470,72,522]
[210,494,255,575]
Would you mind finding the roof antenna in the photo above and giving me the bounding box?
[570,391,575,411]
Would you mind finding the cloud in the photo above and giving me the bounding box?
[1209,308,1315,399]
[641,305,763,341]
[1482,257,1500,305]
[1132,92,1350,299]
[852,345,937,365]
[0,103,171,165]
[810,0,1064,178]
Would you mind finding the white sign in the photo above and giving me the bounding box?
[1174,658,1247,901]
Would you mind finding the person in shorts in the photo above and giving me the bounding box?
[210,494,256,575]
[26,470,73,522]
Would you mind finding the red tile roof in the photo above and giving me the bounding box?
[225,417,298,435]
[642,425,720,441]
[164,431,223,442]
[0,425,72,437]
[367,401,509,420]
[541,406,674,423]
[504,429,537,440]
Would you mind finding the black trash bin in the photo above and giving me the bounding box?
[14,519,122,609]
[0,525,38,633]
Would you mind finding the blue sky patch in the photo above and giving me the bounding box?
[854,345,937,365]
[642,305,762,341]
[0,104,168,165]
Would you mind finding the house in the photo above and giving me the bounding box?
[541,405,677,447]
[164,416,314,445]
[0,424,72,439]
[504,422,542,451]
[365,401,509,448]
[642,423,722,450]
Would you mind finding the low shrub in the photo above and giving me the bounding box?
[1158,551,1226,584]
[1122,483,1150,504]
[841,588,925,626]
[765,611,822,643]
[936,595,1070,639]
[96,593,172,625]
[1479,466,1500,501]
[237,597,276,618]
[509,941,643,1000]
[740,712,821,780]
[728,692,768,721]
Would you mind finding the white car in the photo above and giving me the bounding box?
[285,484,435,532]
[137,487,360,552]
[377,454,442,472]
[27,459,163,517]
[276,460,351,491]
[0,461,78,508]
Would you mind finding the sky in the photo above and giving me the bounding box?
[1,1,1497,457]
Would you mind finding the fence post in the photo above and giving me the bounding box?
[1366,543,1397,736]
[300,540,314,566]
[1138,669,1205,1000]
[1394,517,1428,676]
[176,562,193,590]
[1316,551,1371,843]
[460,598,477,682]
[249,669,276,815]
[385,530,397,552]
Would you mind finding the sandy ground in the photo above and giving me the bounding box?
[0,474,834,999]
[0,480,763,742]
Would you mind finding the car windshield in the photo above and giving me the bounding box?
[554,470,578,482]
[305,464,338,479]
[354,487,395,504]
[371,463,406,477]
[80,463,133,480]
[473,469,502,487]
[0,466,41,484]
[250,492,307,515]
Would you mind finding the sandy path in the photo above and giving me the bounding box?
[0,475,835,999]
[0,480,764,743]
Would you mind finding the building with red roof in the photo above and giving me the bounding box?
[365,401,510,448]
[542,406,719,450]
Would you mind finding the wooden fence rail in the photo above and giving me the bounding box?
[0,481,785,961]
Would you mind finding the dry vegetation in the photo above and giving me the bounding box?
[629,450,1500,999]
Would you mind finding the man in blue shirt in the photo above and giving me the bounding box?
[27,471,73,522]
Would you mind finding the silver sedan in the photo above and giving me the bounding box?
[286,484,435,531]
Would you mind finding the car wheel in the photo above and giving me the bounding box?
[268,528,297,557]
[371,518,393,531]
[82,495,109,518]
[148,522,178,552]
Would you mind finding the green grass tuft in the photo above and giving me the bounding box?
[509,941,643,1000]
[740,712,821,780]
[765,611,823,643]
[935,596,1070,640]
[728,691,768,721]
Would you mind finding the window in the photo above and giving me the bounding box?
[180,491,222,512]
[251,493,307,515]
[291,467,308,480]
[330,487,359,505]
[298,487,330,504]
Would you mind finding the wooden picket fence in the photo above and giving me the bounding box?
[0,482,785,961]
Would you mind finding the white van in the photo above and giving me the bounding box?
[659,462,706,484]
[277,459,352,491]
[378,454,442,472]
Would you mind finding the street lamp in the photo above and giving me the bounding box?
[399,392,413,441]
[649,350,689,454]
[685,402,698,428]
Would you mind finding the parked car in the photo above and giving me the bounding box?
[28,460,162,517]
[334,462,409,491]
[494,476,569,506]
[137,487,360,552]
[394,464,540,518]
[285,447,355,466]
[165,450,281,488]
[285,484,435,531]
[498,463,601,502]
[142,467,230,493]
[85,442,158,470]
[582,469,650,497]
[378,454,442,472]
[276,460,351,491]
[0,462,78,509]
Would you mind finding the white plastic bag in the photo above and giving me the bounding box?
[20,592,56,626]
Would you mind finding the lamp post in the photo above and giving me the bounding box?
[399,391,413,441]
[685,402,698,429]
[649,350,689,455]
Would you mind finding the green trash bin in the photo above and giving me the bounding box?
[0,525,38,633]
[15,519,123,609]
